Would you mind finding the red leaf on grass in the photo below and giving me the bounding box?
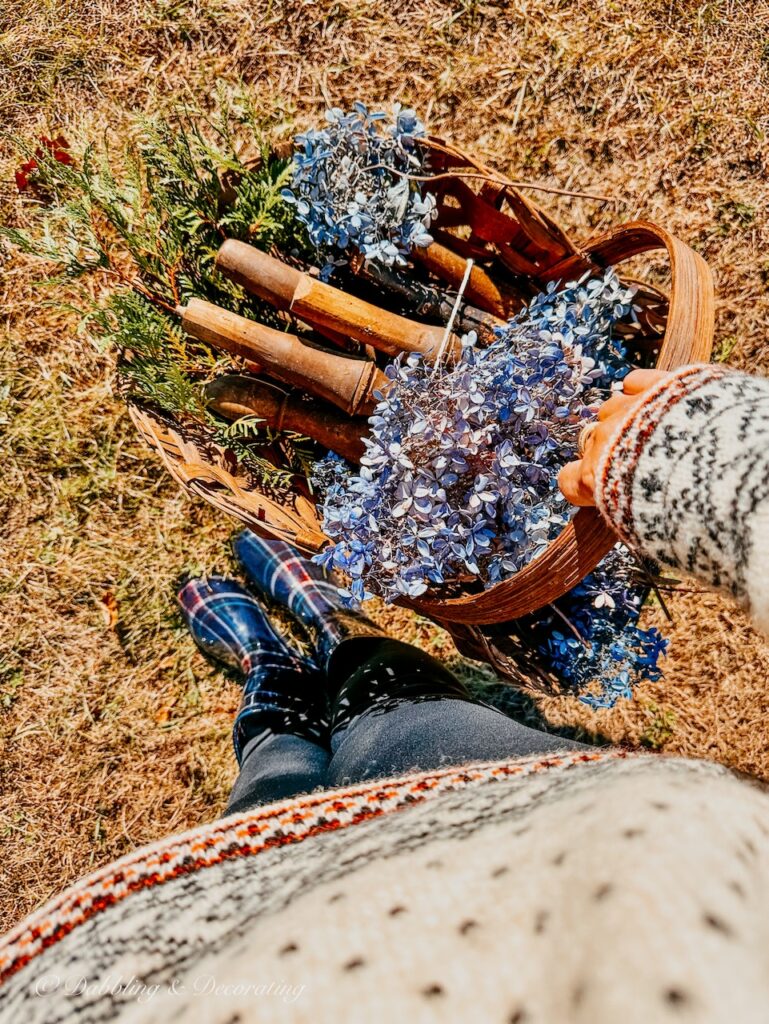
[15,134,74,193]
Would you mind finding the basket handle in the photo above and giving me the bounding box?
[541,219,715,368]
[406,221,715,624]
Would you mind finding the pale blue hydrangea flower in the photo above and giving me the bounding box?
[313,268,639,604]
[282,103,436,272]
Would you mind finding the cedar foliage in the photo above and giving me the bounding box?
[2,96,315,485]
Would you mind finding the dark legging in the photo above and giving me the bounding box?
[226,639,587,815]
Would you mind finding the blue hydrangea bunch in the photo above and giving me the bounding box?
[521,546,667,708]
[282,102,436,270]
[313,269,637,604]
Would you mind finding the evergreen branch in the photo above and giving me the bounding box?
[2,93,315,495]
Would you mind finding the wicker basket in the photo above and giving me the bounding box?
[130,136,715,662]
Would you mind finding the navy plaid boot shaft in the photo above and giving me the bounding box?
[177,576,292,673]
[177,577,328,762]
[232,531,344,628]
[233,531,388,674]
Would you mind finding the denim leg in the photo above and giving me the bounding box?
[326,638,588,787]
[328,698,587,786]
[226,733,331,815]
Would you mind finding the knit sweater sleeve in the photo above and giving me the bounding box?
[595,364,769,634]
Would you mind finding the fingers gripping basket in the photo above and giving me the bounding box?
[130,137,714,667]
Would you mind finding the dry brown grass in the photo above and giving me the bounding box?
[2,0,769,930]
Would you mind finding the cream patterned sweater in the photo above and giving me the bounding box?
[2,364,769,1024]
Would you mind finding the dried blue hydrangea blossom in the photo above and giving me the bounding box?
[313,269,667,708]
[522,545,668,709]
[282,102,436,274]
[314,268,636,604]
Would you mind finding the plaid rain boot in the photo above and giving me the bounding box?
[177,576,328,763]
[232,530,388,675]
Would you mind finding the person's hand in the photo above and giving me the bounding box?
[558,369,672,507]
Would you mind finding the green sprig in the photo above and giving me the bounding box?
[2,95,313,491]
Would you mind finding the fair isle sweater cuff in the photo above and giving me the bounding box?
[594,363,769,632]
[594,364,726,549]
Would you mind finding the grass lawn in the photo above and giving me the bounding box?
[1,0,769,929]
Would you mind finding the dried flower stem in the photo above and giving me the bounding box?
[435,257,474,368]
[363,164,620,204]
